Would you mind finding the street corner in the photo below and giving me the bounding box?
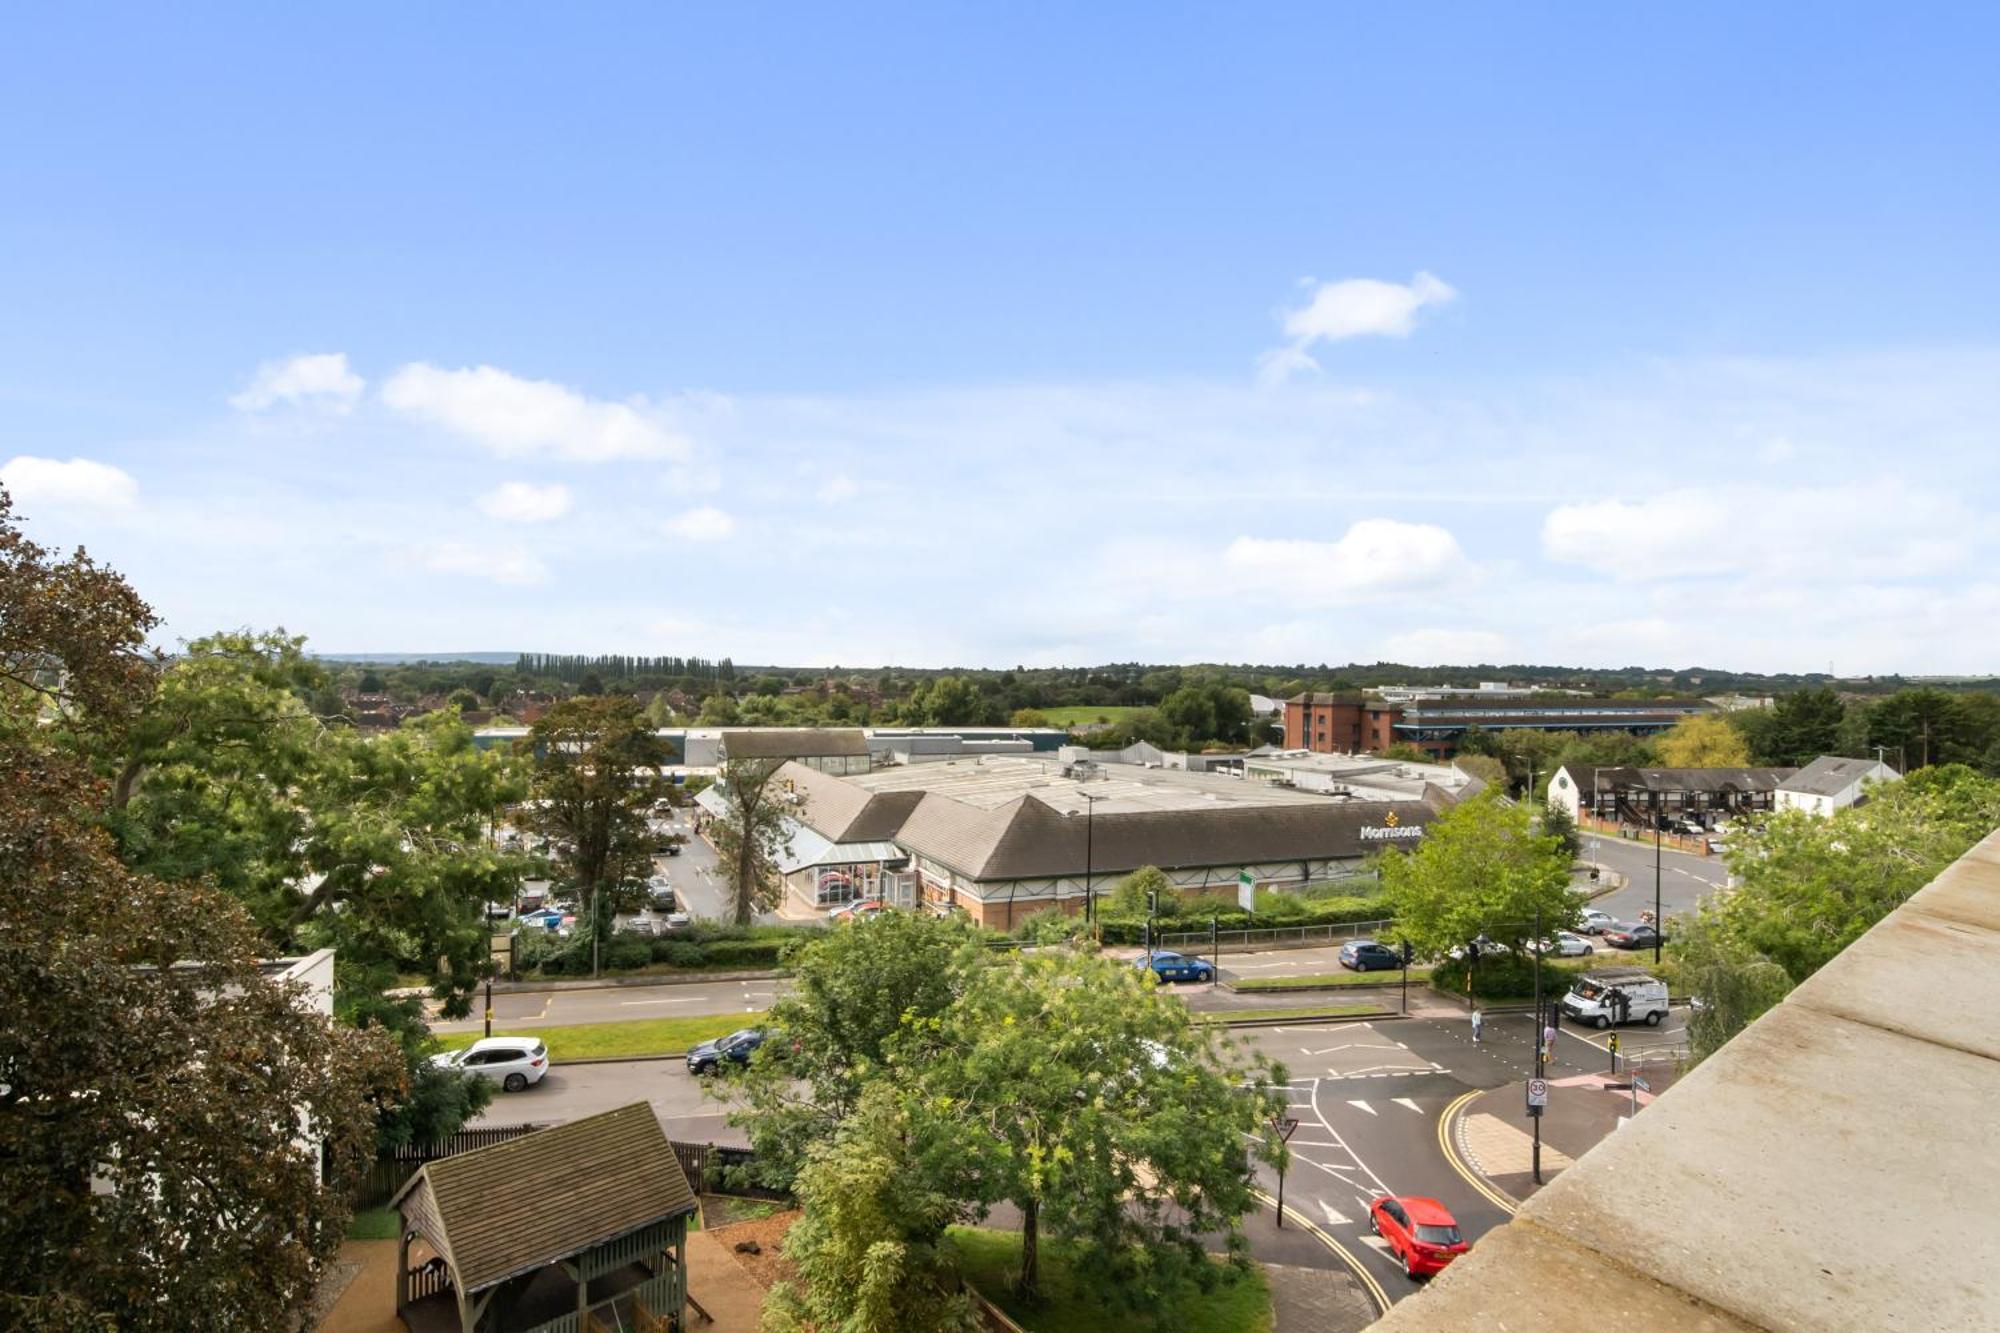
[1447,1059,1685,1204]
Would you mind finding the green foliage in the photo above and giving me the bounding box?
[338,967,493,1154]
[949,1227,1273,1333]
[908,950,1287,1307]
[1156,683,1255,747]
[712,755,792,925]
[1653,714,1752,767]
[1539,802,1582,861]
[1107,865,1173,917]
[1428,952,1587,1001]
[1736,687,1847,766]
[603,932,654,971]
[1379,790,1579,959]
[906,674,1001,725]
[730,912,986,1188]
[760,1087,982,1333]
[1662,910,1795,1065]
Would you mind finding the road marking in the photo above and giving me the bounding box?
[620,996,698,1006]
[1357,1234,1392,1254]
[1251,1188,1389,1316]
[1318,1200,1350,1226]
[1393,1098,1423,1114]
[1437,1091,1519,1217]
[1346,1100,1377,1115]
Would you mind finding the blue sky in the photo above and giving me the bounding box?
[3,5,1997,671]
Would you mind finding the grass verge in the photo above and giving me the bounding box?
[347,1206,400,1240]
[1232,968,1432,992]
[436,1011,765,1061]
[1036,705,1148,727]
[948,1227,1272,1333]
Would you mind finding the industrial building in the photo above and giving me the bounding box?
[1284,693,1711,759]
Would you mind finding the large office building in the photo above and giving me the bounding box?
[759,751,1458,927]
[1284,693,1711,759]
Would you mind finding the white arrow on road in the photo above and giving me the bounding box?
[1393,1097,1423,1114]
[1346,1100,1377,1115]
[1318,1199,1350,1226]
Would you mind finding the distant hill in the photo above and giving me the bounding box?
[313,651,519,665]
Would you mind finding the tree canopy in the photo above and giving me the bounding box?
[1652,714,1752,767]
[1379,790,1578,960]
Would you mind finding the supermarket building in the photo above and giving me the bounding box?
[762,751,1458,927]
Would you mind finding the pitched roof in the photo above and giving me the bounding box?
[782,761,925,842]
[1779,755,1894,796]
[721,727,869,759]
[390,1103,694,1295]
[1583,766,1797,795]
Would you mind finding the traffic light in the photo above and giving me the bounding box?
[1400,940,1415,967]
[1147,888,1159,918]
[1466,939,1482,963]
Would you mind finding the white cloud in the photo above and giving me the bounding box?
[661,506,735,541]
[230,353,365,413]
[1378,628,1507,665]
[477,481,573,523]
[1262,272,1457,381]
[1221,520,1469,602]
[817,473,859,504]
[381,363,692,462]
[1541,483,1970,582]
[415,540,549,586]
[1,455,140,509]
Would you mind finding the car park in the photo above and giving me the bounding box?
[1368,1195,1469,1278]
[1136,951,1216,984]
[1338,940,1402,971]
[1577,908,1617,935]
[686,1027,767,1075]
[432,1037,549,1092]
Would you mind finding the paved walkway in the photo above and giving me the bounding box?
[314,1240,400,1333]
[1454,1057,1682,1201]
[1265,1261,1379,1333]
[683,1230,767,1331]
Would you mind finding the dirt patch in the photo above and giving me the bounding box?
[707,1209,800,1292]
[701,1193,790,1229]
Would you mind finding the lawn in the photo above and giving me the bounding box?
[1036,705,1148,728]
[948,1227,1272,1333]
[1231,968,1433,992]
[1197,1002,1380,1022]
[347,1206,401,1240]
[436,1011,765,1061]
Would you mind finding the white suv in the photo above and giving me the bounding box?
[433,1037,550,1092]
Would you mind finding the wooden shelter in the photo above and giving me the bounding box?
[391,1102,696,1333]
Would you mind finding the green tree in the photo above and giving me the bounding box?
[1751,687,1848,766]
[1107,864,1173,919]
[697,692,741,725]
[358,669,384,693]
[1866,688,1977,770]
[760,1086,981,1333]
[446,686,480,710]
[729,911,984,1186]
[909,951,1286,1307]
[1653,714,1752,768]
[1379,791,1578,965]
[910,674,989,725]
[523,696,669,971]
[713,754,791,925]
[1662,909,1794,1066]
[1539,801,1582,862]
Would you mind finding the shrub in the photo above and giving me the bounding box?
[603,932,654,972]
[697,938,789,970]
[1428,951,1586,1001]
[651,939,705,968]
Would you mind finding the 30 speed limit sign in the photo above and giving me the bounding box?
[1526,1077,1549,1108]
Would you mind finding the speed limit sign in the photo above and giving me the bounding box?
[1526,1077,1549,1108]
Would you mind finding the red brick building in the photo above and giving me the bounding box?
[1284,692,1710,760]
[1284,694,1404,754]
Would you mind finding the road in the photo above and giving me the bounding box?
[1585,827,1727,923]
[477,1004,1687,1311]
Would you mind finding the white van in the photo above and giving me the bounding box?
[1561,968,1669,1029]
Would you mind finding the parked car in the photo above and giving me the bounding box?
[1137,951,1216,984]
[1368,1195,1469,1279]
[686,1027,767,1076]
[1338,940,1402,972]
[1603,923,1667,950]
[1530,931,1593,958]
[432,1037,549,1092]
[1577,908,1617,935]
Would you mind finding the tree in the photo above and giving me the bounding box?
[1107,865,1173,919]
[1749,687,1848,766]
[1653,714,1752,768]
[712,754,791,926]
[446,686,480,711]
[1156,684,1254,748]
[909,951,1285,1307]
[1662,909,1794,1066]
[358,669,384,693]
[729,911,984,1186]
[908,674,989,725]
[761,1085,981,1333]
[524,697,669,970]
[1379,790,1578,965]
[1539,801,1582,862]
[697,692,741,726]
[1011,708,1052,727]
[1866,688,1977,771]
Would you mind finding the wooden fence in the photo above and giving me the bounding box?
[670,1140,793,1203]
[355,1123,548,1206]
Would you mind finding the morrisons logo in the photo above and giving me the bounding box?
[1360,823,1425,841]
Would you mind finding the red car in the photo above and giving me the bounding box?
[1369,1195,1469,1278]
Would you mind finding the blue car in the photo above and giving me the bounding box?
[1137,951,1216,984]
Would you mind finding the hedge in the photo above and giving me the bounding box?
[1085,893,1391,946]
[512,921,824,978]
[1427,952,1590,1001]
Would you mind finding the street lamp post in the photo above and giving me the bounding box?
[1654,801,1664,966]
[1532,901,1544,1184]
[1079,790,1101,930]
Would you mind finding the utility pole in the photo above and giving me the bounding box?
[1654,810,1664,966]
[483,969,493,1040]
[1532,902,1544,1184]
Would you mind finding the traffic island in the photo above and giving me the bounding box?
[1446,1063,1683,1203]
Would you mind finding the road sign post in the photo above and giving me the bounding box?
[1607,1032,1620,1075]
[1271,1116,1300,1227]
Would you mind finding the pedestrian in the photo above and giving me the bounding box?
[1544,1019,1557,1061]
[1470,1006,1483,1045]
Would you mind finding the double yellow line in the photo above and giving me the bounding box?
[1438,1091,1519,1217]
[1251,1187,1391,1315]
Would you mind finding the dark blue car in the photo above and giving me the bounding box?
[1137,951,1216,984]
[686,1027,767,1075]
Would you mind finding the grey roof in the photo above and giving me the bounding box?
[1585,766,1797,795]
[896,787,1451,882]
[783,762,925,842]
[390,1102,694,1294]
[720,727,869,759]
[1778,755,1894,797]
